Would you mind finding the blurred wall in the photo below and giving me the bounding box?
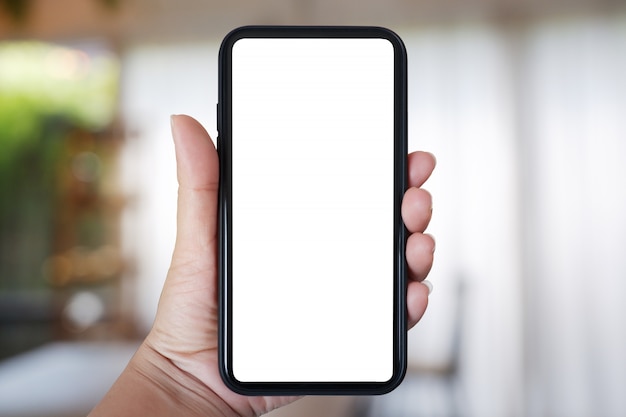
[2,1,626,417]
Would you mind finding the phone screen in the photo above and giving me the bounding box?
[218,27,407,394]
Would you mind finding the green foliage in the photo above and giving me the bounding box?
[0,40,118,203]
[0,41,119,289]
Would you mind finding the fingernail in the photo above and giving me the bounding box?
[170,114,176,133]
[422,280,433,295]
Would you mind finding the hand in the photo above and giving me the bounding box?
[89,115,436,417]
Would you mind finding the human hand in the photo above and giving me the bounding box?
[89,114,435,417]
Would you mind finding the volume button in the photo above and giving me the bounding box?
[216,102,221,133]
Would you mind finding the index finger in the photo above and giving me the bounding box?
[408,151,436,188]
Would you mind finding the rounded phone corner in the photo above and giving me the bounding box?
[217,361,248,395]
[377,366,408,395]
[218,26,251,53]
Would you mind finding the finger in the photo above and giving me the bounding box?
[170,115,219,268]
[401,187,432,233]
[406,233,435,281]
[408,151,436,188]
[407,281,430,329]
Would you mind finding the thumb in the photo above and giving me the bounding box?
[170,114,219,269]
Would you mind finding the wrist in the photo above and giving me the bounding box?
[89,343,240,417]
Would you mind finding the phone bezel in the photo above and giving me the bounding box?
[217,25,408,395]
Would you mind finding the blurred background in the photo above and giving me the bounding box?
[0,0,625,416]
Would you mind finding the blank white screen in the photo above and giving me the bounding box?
[231,38,395,382]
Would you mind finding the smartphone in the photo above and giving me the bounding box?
[217,26,408,395]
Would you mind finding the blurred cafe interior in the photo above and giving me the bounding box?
[1,0,625,416]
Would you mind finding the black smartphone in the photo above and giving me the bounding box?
[217,26,408,395]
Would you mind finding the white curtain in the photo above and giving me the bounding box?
[400,15,626,417]
[522,16,626,417]
[402,25,524,417]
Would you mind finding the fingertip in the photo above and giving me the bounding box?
[170,115,218,188]
[425,151,437,168]
[171,114,210,143]
[406,232,435,281]
[401,187,433,233]
[408,151,437,188]
[407,281,430,329]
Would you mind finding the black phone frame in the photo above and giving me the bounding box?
[217,25,408,396]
